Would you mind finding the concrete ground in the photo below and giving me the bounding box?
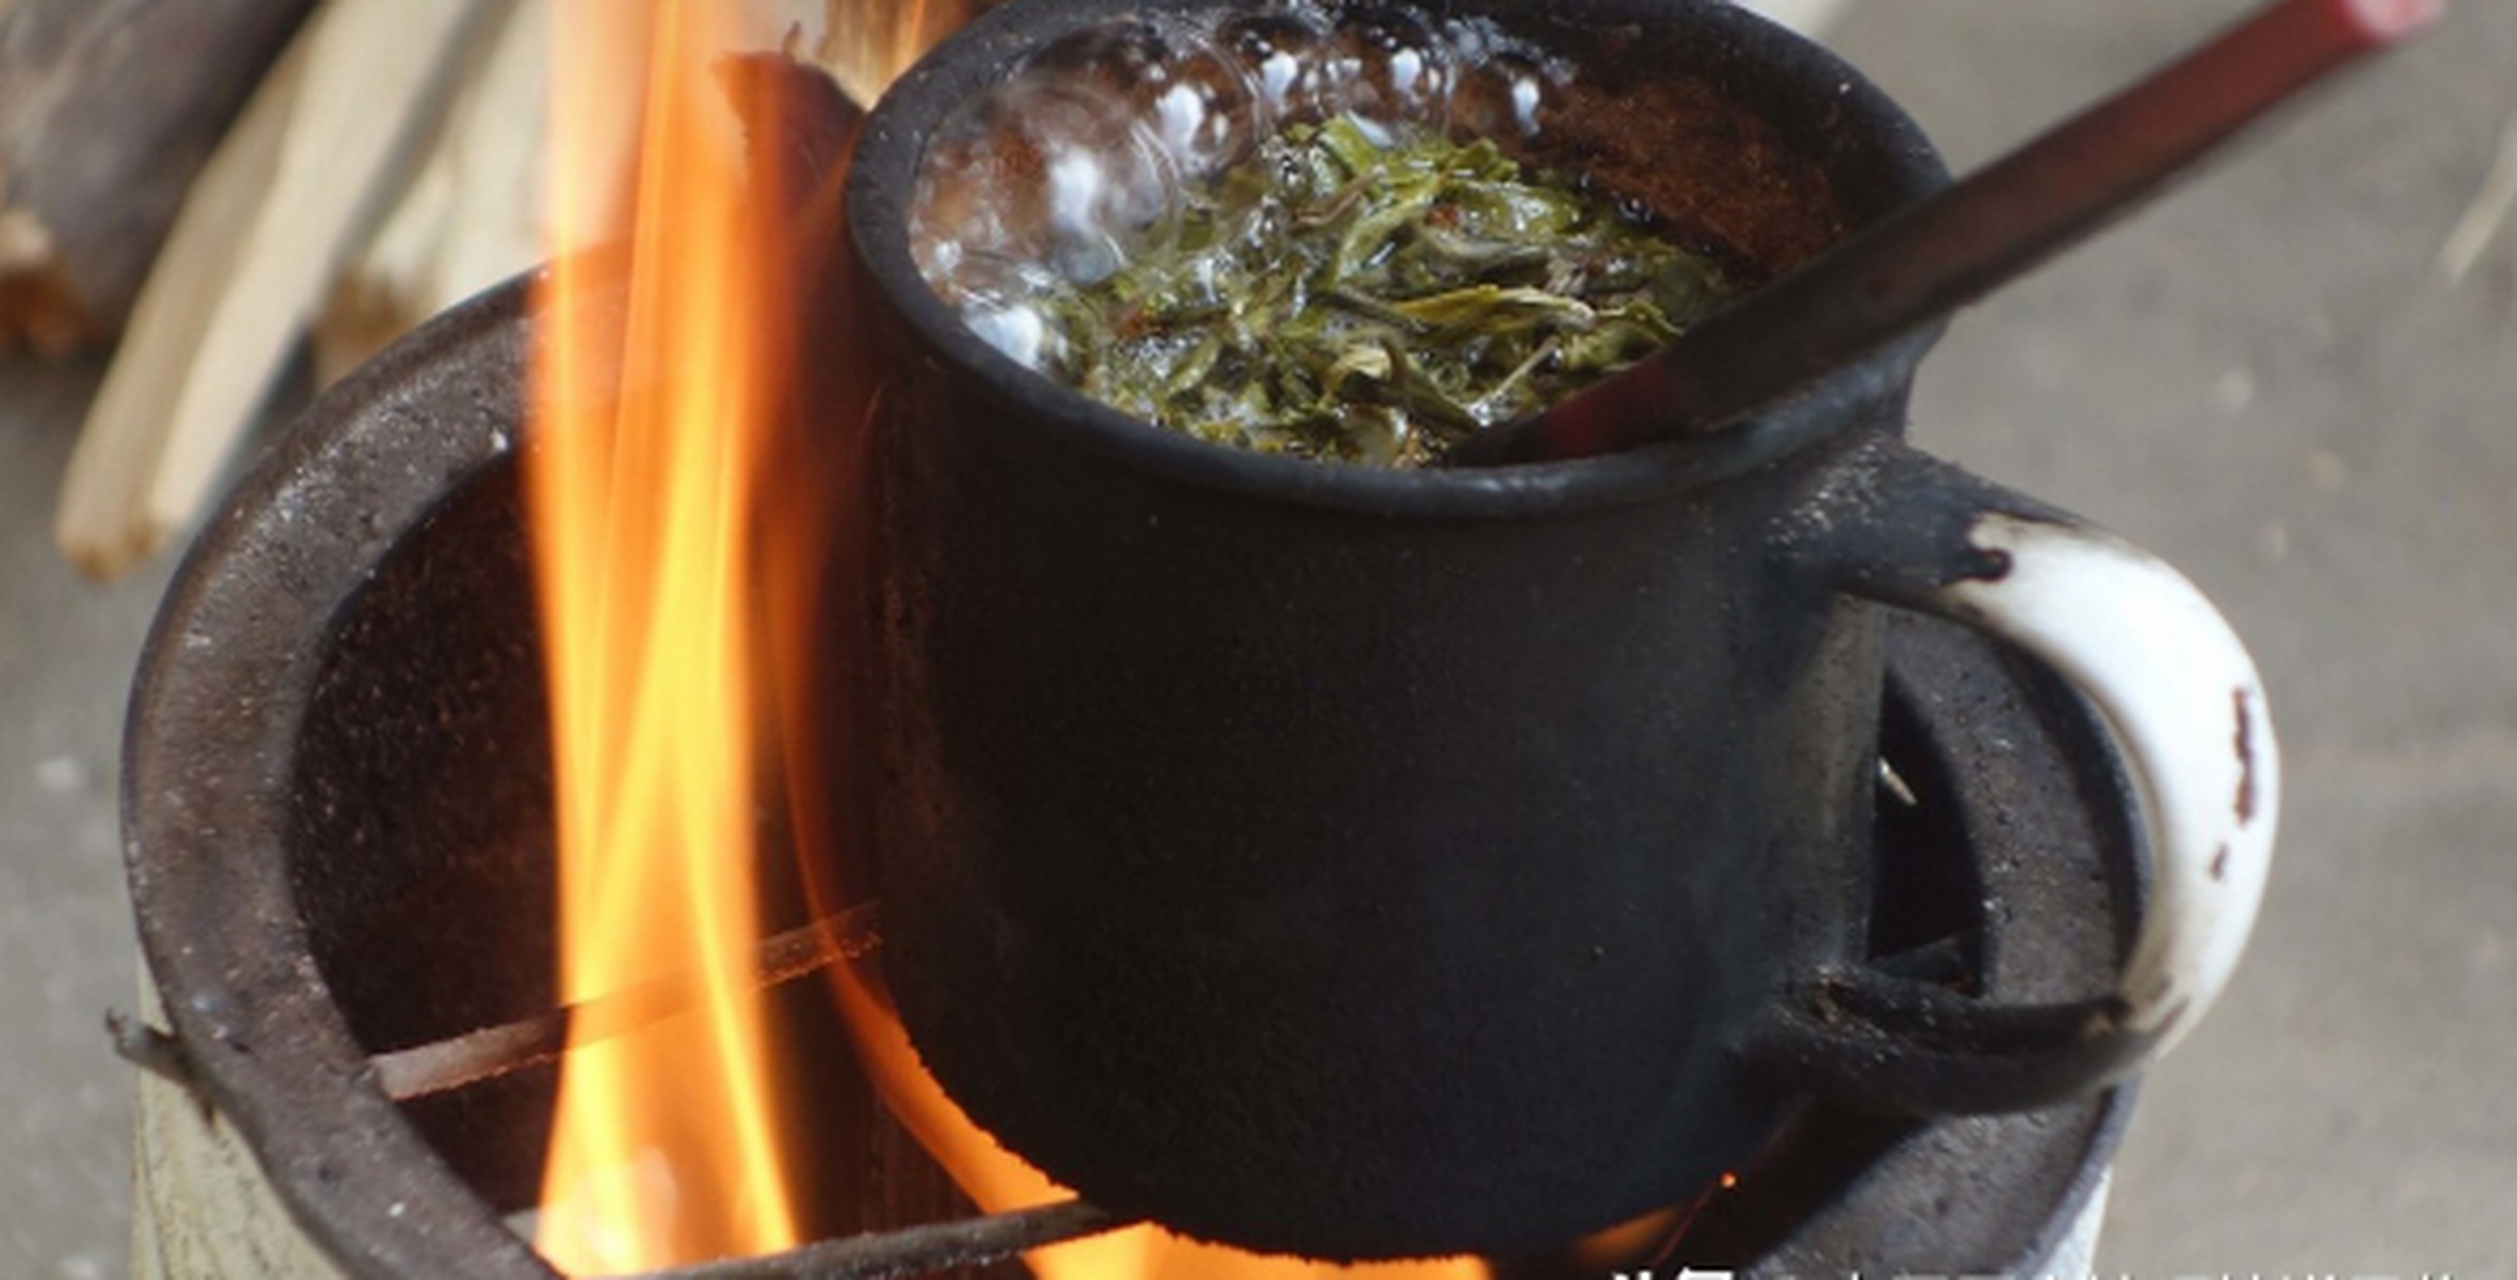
[3,1,2510,1275]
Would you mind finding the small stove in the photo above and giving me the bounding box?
[123,279,2142,1279]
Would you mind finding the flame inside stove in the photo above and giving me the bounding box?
[818,940,1496,1280]
[527,0,803,1269]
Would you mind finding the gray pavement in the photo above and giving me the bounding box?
[2,356,172,1278]
[3,1,2512,1276]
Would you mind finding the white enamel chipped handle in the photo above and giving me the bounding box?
[1749,441,2278,1113]
[1947,513,2278,1053]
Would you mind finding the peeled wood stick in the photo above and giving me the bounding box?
[317,0,558,386]
[1446,0,2446,467]
[52,0,494,579]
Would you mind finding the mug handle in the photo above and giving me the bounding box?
[1742,435,2279,1113]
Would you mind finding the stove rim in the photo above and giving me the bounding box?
[122,273,2138,1280]
[124,278,549,1280]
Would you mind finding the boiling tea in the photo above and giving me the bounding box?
[907,5,1829,466]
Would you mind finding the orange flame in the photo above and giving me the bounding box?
[821,945,1489,1280]
[525,5,1524,1278]
[528,0,802,1270]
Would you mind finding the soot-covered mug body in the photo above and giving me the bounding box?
[839,0,2276,1259]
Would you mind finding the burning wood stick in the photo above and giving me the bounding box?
[51,0,495,578]
[329,891,1124,1280]
[369,903,880,1102]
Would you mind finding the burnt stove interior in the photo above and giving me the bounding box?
[274,441,2140,1277]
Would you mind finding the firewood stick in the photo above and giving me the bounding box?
[0,208,91,359]
[0,0,318,354]
[317,0,895,386]
[643,1200,1135,1280]
[810,0,998,108]
[52,0,495,579]
[317,0,585,386]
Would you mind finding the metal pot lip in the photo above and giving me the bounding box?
[846,0,1952,519]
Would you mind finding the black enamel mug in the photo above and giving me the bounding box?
[841,0,2278,1259]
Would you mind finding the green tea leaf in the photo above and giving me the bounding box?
[1038,115,1733,466]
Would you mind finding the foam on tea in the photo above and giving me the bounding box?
[908,3,1817,466]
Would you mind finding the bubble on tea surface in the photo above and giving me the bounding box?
[1215,9,1348,131]
[910,2,1597,388]
[911,24,1189,297]
[1442,23,1568,140]
[1143,21,1266,180]
[946,252,1076,370]
[1025,16,1176,96]
[1326,6,1453,138]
